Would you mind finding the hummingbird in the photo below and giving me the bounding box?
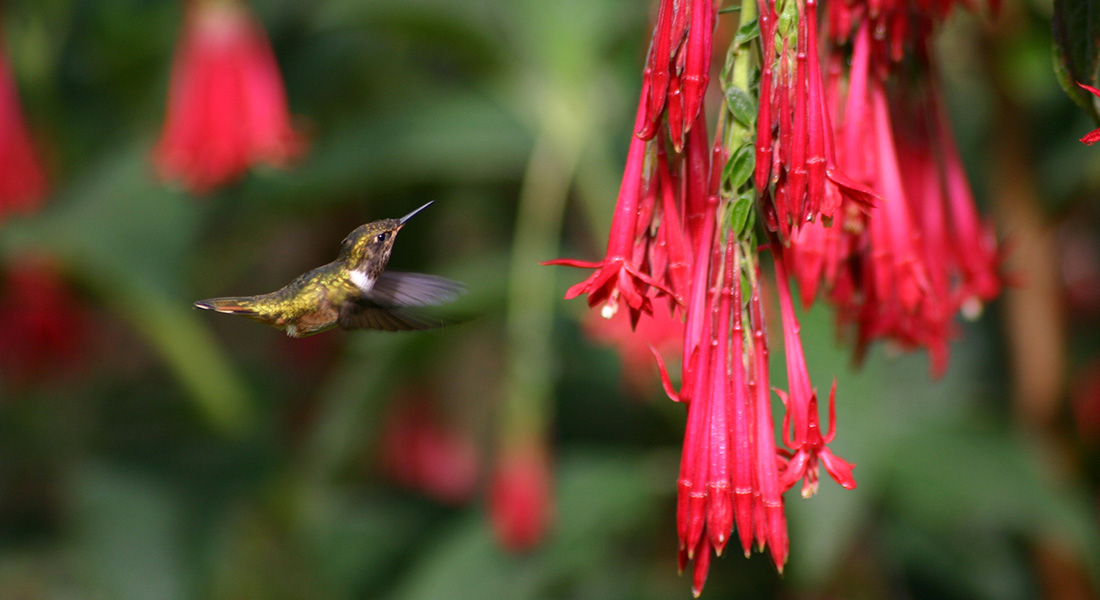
[194,201,464,337]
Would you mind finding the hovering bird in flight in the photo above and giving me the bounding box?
[194,202,464,337]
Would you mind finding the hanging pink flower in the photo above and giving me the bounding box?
[0,38,47,218]
[544,84,686,325]
[754,0,876,241]
[154,0,305,194]
[772,252,856,497]
[636,0,715,149]
[488,443,553,552]
[654,236,791,592]
[0,257,88,386]
[377,398,479,505]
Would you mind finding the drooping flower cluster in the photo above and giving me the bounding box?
[753,0,877,239]
[783,0,1002,375]
[552,0,1001,595]
[637,0,716,150]
[155,0,305,195]
[550,0,859,594]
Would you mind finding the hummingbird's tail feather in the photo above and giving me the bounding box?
[194,297,259,315]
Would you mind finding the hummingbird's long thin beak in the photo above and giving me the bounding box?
[399,201,434,225]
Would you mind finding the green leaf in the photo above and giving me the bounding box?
[725,85,756,129]
[727,191,755,238]
[722,142,755,193]
[1052,0,1100,121]
[732,16,759,47]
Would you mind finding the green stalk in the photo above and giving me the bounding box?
[726,0,758,152]
[501,121,582,448]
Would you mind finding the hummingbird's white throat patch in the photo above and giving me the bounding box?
[349,269,375,292]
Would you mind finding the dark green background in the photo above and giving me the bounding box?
[1,1,1098,598]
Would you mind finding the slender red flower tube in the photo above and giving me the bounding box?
[748,280,788,568]
[678,0,715,148]
[637,0,677,141]
[545,81,680,322]
[755,0,874,242]
[772,251,857,496]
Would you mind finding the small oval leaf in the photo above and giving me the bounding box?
[728,192,755,238]
[722,143,755,193]
[725,86,756,129]
[732,16,759,47]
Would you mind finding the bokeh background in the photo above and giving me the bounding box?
[2,0,1100,598]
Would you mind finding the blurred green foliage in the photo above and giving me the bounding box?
[1,1,1099,599]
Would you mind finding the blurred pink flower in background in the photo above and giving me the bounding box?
[1071,360,1100,443]
[583,302,682,397]
[377,398,479,505]
[0,37,47,218]
[0,257,88,386]
[489,442,552,552]
[154,0,305,194]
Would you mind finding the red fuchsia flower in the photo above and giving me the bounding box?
[1076,82,1100,146]
[895,74,1001,315]
[546,0,724,324]
[555,0,1001,593]
[0,38,48,218]
[0,257,88,386]
[488,442,553,552]
[377,398,479,505]
[544,84,693,325]
[550,0,929,593]
[747,277,788,569]
[545,85,675,324]
[155,0,305,195]
[771,252,856,497]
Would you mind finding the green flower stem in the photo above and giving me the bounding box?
[726,0,758,152]
[501,122,582,449]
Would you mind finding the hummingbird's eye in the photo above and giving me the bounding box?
[376,232,390,243]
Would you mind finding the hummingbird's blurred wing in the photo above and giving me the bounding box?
[337,299,447,332]
[338,271,465,332]
[366,272,465,307]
